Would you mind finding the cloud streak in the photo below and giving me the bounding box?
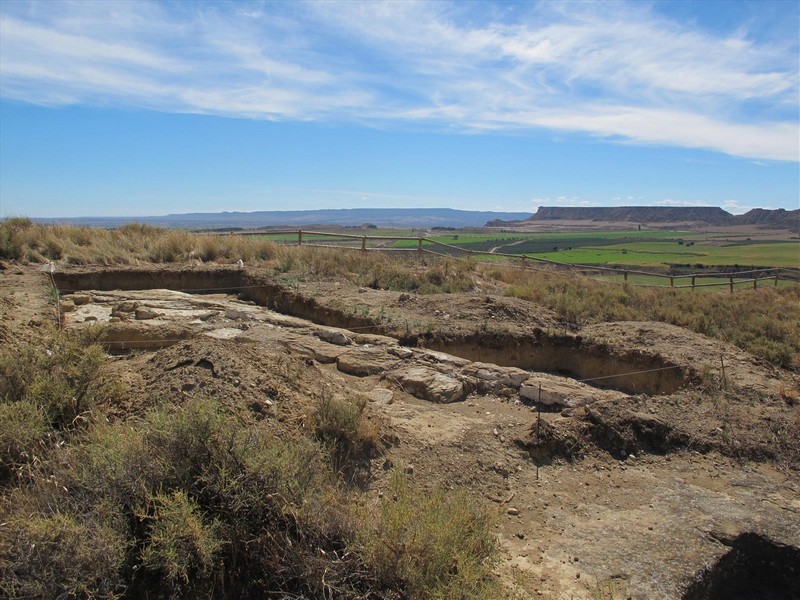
[1,0,797,160]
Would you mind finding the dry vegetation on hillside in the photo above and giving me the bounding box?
[3,219,798,369]
[0,327,501,599]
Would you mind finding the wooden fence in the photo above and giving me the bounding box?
[220,229,800,291]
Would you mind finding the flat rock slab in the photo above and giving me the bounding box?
[463,362,530,393]
[240,326,349,364]
[368,387,394,405]
[312,328,352,346]
[520,374,627,408]
[337,347,403,376]
[391,366,468,403]
[352,333,398,346]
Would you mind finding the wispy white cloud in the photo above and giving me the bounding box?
[653,199,713,207]
[1,0,797,160]
[531,196,598,209]
[721,200,759,215]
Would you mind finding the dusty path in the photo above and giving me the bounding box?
[489,238,529,254]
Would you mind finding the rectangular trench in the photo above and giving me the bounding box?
[54,267,687,396]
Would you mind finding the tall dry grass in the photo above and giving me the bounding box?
[0,219,279,265]
[487,266,800,369]
[2,219,797,368]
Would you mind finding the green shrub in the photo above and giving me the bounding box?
[316,392,366,448]
[0,400,49,480]
[140,490,221,589]
[1,511,128,599]
[0,328,117,429]
[359,471,500,599]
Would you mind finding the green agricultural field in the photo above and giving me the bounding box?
[531,240,799,268]
[255,227,798,270]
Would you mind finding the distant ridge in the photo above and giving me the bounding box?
[33,208,531,229]
[530,206,731,224]
[735,208,800,228]
[488,206,800,229]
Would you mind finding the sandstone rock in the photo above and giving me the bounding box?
[352,333,397,346]
[414,348,471,369]
[135,307,160,320]
[291,338,350,364]
[313,329,351,346]
[224,309,253,321]
[463,362,530,394]
[520,374,626,408]
[336,347,400,376]
[60,300,76,313]
[391,366,468,403]
[71,294,91,306]
[387,346,413,359]
[368,387,394,404]
[117,301,139,313]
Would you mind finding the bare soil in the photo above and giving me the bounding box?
[3,264,799,599]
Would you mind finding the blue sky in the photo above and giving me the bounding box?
[0,0,798,218]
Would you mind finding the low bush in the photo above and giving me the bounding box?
[359,470,501,599]
[1,511,128,599]
[0,400,49,480]
[0,327,118,429]
[139,490,221,590]
[1,389,502,599]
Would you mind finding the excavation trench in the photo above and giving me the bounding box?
[411,332,685,395]
[682,533,800,600]
[55,267,687,396]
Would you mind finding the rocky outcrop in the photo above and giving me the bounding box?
[488,206,799,229]
[390,366,468,403]
[519,374,628,408]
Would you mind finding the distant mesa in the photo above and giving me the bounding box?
[32,208,530,230]
[487,206,800,229]
[27,206,799,230]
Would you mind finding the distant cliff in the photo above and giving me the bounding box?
[531,206,732,224]
[733,208,800,228]
[488,206,799,229]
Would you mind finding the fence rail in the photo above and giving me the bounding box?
[219,229,800,291]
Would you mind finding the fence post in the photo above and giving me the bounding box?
[623,270,628,283]
[729,276,734,293]
[670,276,674,288]
[753,278,758,290]
[691,275,696,291]
[362,236,367,252]
[774,274,779,287]
[417,238,423,258]
[298,230,303,246]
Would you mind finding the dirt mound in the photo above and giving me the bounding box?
[110,338,336,423]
